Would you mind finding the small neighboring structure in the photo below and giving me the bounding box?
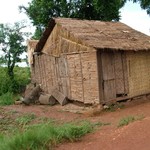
[28,18,150,105]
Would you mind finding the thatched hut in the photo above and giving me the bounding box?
[28,18,150,105]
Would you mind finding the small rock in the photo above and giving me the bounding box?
[103,105,109,109]
[14,101,23,105]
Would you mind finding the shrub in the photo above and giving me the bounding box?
[0,67,30,95]
[0,92,14,105]
[0,67,30,105]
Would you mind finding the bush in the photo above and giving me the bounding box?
[0,67,30,95]
[0,92,14,105]
[0,67,30,105]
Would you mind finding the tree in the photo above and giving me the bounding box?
[71,0,127,21]
[20,0,71,39]
[20,0,126,39]
[0,22,29,79]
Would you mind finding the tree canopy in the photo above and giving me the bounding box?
[20,0,127,39]
[0,22,30,78]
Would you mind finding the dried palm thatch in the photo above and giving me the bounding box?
[27,40,39,65]
[35,18,150,53]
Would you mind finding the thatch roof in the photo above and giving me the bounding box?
[28,40,39,49]
[35,18,150,52]
[27,40,39,65]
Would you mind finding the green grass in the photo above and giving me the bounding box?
[0,67,30,106]
[0,108,98,150]
[0,121,93,150]
[15,113,36,125]
[0,92,14,105]
[104,103,125,112]
[118,115,144,127]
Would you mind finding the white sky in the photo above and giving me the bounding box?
[121,1,150,35]
[0,0,149,36]
[0,0,31,23]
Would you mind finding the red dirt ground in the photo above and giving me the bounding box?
[3,96,150,150]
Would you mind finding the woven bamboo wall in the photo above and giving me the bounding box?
[38,24,99,104]
[42,24,96,57]
[67,51,99,104]
[32,53,70,95]
[32,50,99,104]
[127,51,150,97]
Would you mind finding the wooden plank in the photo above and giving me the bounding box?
[101,52,115,80]
[58,56,68,77]
[114,52,125,94]
[39,55,44,91]
[44,54,49,93]
[48,56,55,92]
[60,78,68,96]
[37,55,42,85]
[103,80,116,100]
[42,54,48,92]
[46,56,51,93]
[54,57,60,91]
[65,55,71,98]
[81,52,99,104]
[67,54,83,102]
[101,52,116,102]
[122,52,129,94]
[51,57,56,87]
[97,51,105,104]
[52,89,68,106]
[57,55,69,97]
[31,55,35,83]
[34,55,39,83]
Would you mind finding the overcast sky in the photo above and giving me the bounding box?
[0,0,150,36]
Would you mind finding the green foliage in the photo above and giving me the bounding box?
[0,67,30,95]
[0,92,14,105]
[118,115,145,127]
[20,0,126,39]
[14,67,31,89]
[0,22,30,78]
[15,114,36,125]
[0,67,30,105]
[0,108,105,149]
[118,116,135,127]
[58,121,93,141]
[0,121,93,150]
[71,0,126,21]
[104,103,125,112]
[93,121,111,127]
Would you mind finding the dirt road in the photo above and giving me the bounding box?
[3,96,150,150]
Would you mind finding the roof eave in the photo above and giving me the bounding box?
[34,18,56,52]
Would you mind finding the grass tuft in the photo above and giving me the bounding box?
[15,113,36,125]
[0,121,93,150]
[118,115,145,127]
[0,92,14,105]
